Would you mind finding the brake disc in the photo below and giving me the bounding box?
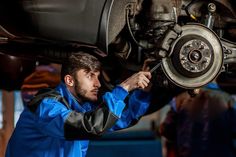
[162,23,223,89]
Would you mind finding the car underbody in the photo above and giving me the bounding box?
[0,0,235,93]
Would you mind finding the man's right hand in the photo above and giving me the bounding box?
[119,71,152,92]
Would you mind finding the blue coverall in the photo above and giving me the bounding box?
[5,82,151,157]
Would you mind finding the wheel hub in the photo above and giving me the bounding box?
[161,24,223,88]
[178,39,212,75]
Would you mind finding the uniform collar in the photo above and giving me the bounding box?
[56,82,88,112]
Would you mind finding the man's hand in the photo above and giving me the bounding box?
[120,71,152,92]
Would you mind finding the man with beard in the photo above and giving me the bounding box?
[5,52,153,157]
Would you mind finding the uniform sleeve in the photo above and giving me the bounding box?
[36,86,129,140]
[35,98,71,138]
[109,89,151,131]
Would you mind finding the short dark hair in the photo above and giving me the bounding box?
[61,52,101,81]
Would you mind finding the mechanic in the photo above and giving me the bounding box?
[160,82,236,157]
[5,52,152,157]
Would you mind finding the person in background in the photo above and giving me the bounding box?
[5,52,153,157]
[159,81,236,157]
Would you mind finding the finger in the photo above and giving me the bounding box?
[139,82,145,89]
[142,71,152,79]
[142,81,148,88]
[142,75,150,84]
[139,71,150,76]
[137,81,143,88]
[138,79,149,89]
[136,71,151,82]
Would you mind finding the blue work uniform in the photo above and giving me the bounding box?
[5,82,151,157]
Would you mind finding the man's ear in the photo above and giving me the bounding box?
[64,75,74,87]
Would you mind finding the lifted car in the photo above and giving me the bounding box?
[0,0,236,93]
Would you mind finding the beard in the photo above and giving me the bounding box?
[74,78,97,102]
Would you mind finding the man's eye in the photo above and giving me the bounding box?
[87,74,93,79]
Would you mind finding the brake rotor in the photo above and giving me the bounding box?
[162,24,223,89]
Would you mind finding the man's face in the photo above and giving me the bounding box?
[73,69,101,102]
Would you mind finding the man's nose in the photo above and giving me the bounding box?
[94,78,101,88]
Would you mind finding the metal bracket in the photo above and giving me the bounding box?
[221,39,236,65]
